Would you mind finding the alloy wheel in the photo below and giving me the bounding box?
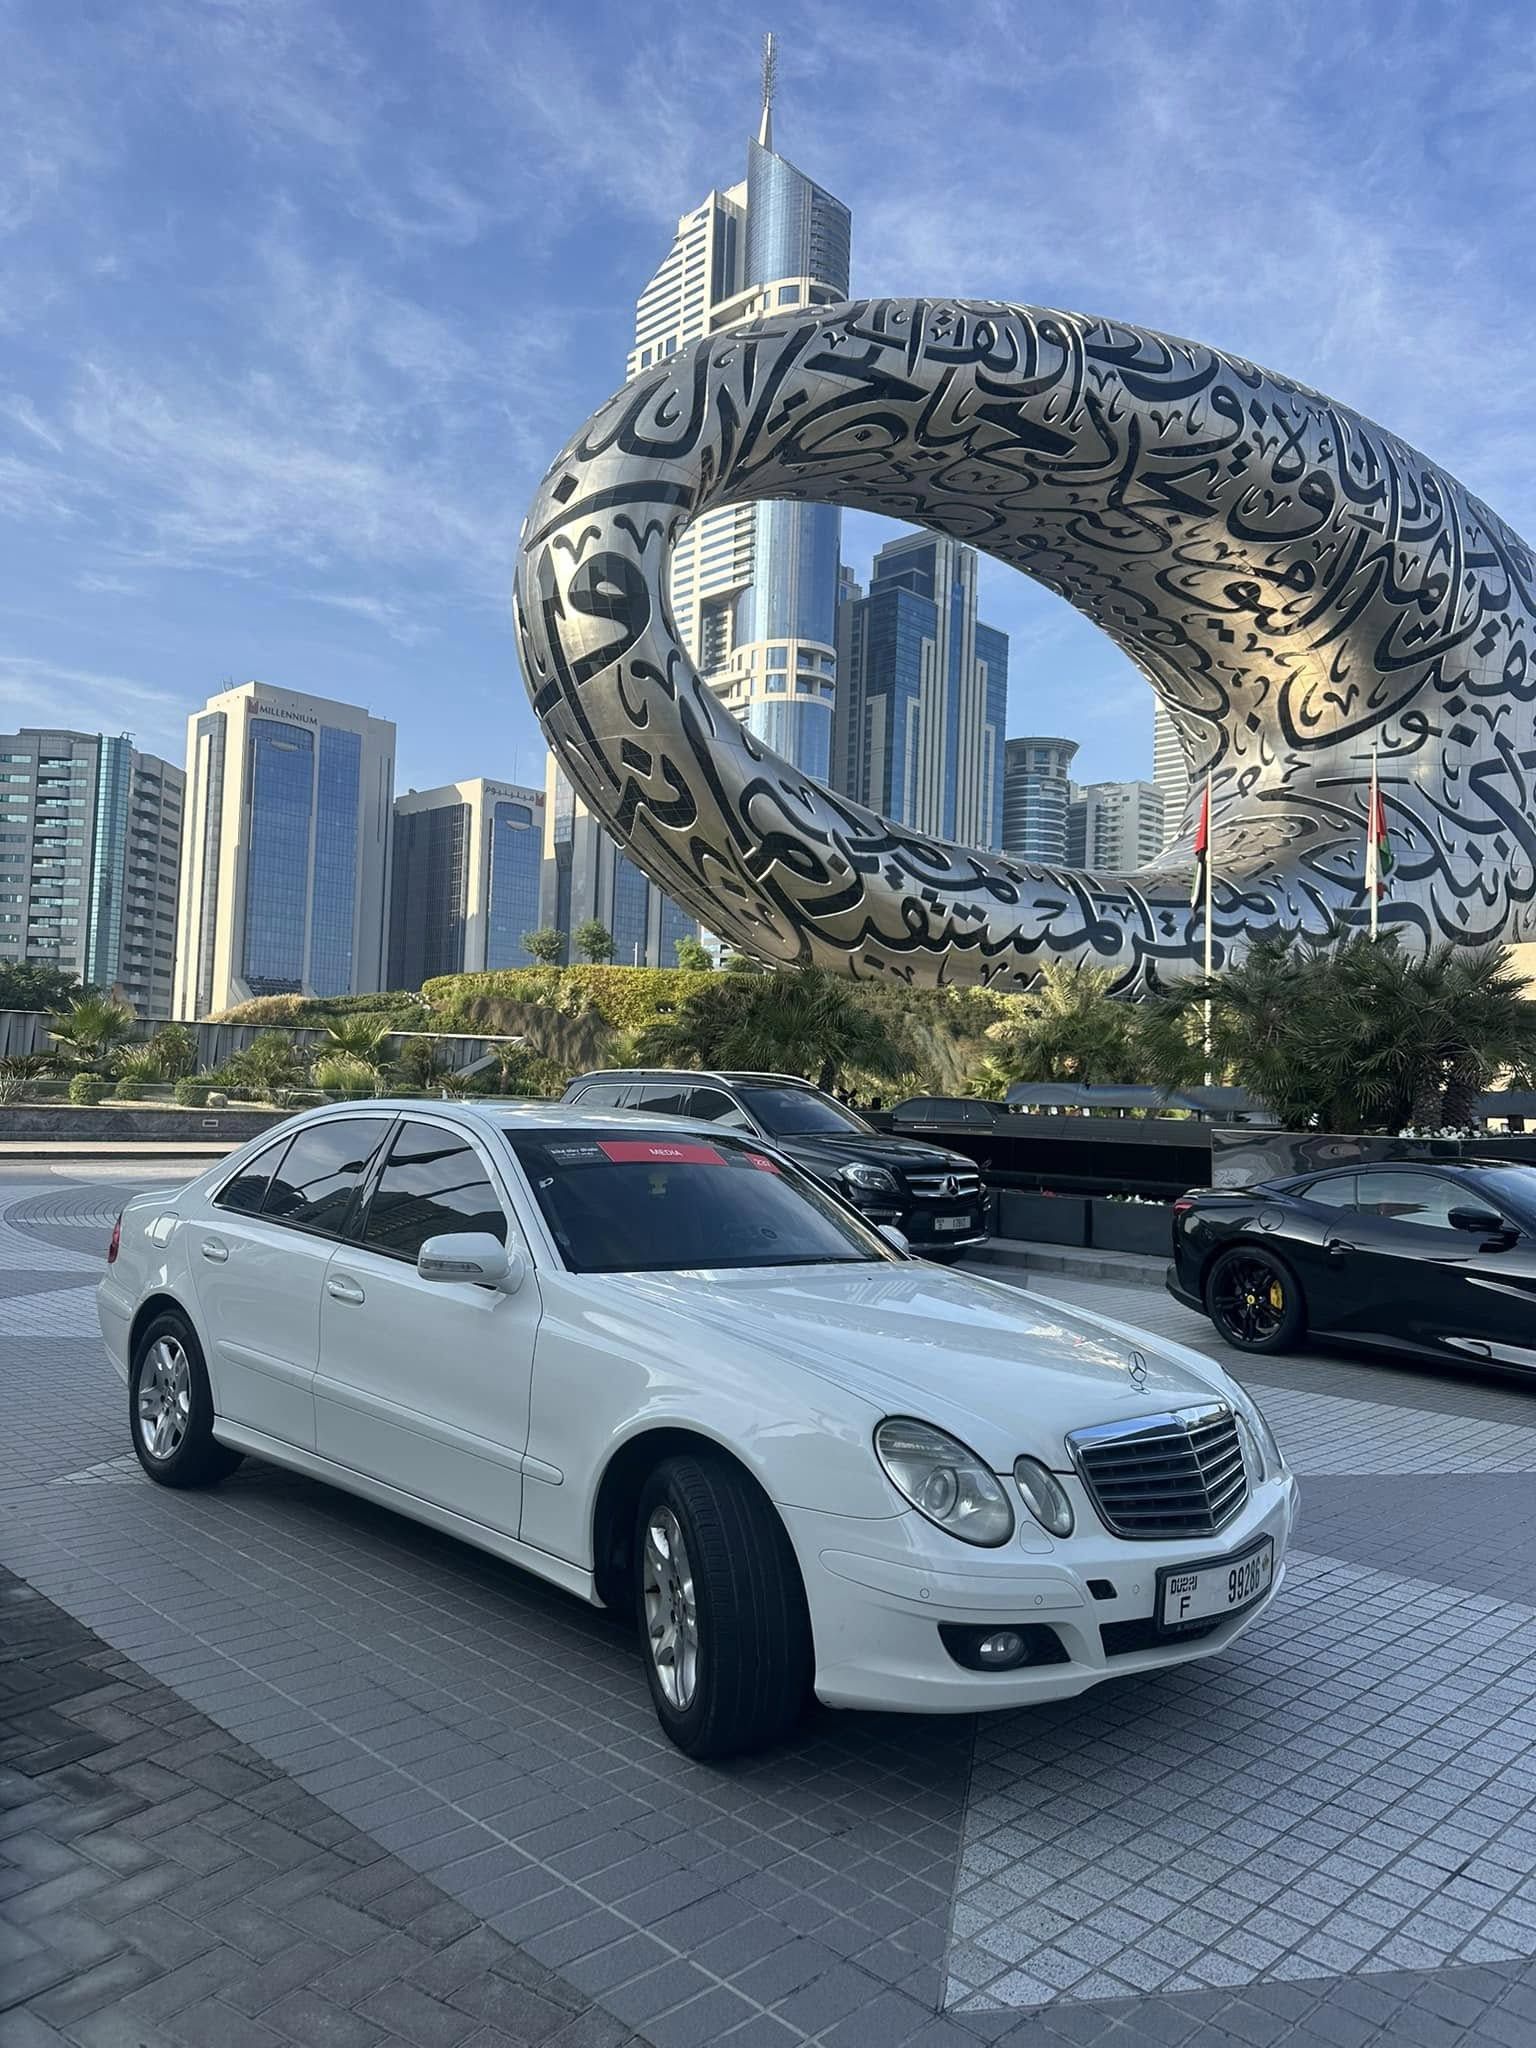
[137,1337,191,1461]
[1212,1256,1286,1345]
[642,1506,699,1710]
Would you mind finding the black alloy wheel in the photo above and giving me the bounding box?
[1205,1246,1306,1354]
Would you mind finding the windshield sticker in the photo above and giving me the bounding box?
[596,1139,726,1166]
[544,1143,609,1165]
[744,1153,782,1173]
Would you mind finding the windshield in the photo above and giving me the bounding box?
[1461,1166,1536,1221]
[506,1129,893,1274]
[737,1085,872,1137]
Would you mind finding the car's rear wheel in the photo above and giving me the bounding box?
[635,1453,811,1759]
[1205,1246,1306,1353]
[129,1311,243,1488]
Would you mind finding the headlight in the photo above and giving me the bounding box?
[1233,1403,1283,1482]
[1013,1456,1074,1537]
[842,1163,899,1195]
[874,1419,1014,1546]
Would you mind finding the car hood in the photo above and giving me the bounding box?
[600,1262,1238,1469]
[767,1132,974,1176]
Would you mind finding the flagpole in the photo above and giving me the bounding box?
[1202,769,1214,1086]
[1368,742,1380,942]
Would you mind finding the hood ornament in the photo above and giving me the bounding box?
[1127,1350,1149,1390]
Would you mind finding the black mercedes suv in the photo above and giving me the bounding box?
[560,1069,989,1257]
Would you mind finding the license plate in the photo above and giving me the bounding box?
[1157,1537,1273,1630]
[935,1214,975,1234]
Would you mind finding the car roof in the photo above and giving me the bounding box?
[272,1098,762,1137]
[566,1069,814,1088]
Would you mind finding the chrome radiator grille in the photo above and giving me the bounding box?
[905,1171,982,1199]
[1067,1404,1248,1540]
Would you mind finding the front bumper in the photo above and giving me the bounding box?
[785,1469,1299,1713]
[847,1194,990,1251]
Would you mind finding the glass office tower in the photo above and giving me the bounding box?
[388,778,546,988]
[834,535,1009,848]
[174,682,394,1017]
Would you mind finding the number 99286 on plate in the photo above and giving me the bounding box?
[1157,1536,1274,1631]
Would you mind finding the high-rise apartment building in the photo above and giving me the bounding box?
[1152,702,1191,847]
[0,728,183,1015]
[1001,738,1079,863]
[629,35,850,781]
[388,779,545,989]
[541,761,696,968]
[834,534,1008,847]
[173,682,395,1019]
[1067,779,1166,871]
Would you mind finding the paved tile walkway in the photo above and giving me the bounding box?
[7,1164,1536,2045]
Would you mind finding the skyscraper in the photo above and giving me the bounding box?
[629,33,850,781]
[541,761,696,968]
[173,682,395,1018]
[834,534,1008,847]
[1152,702,1191,848]
[388,779,546,989]
[1067,780,1166,870]
[0,728,183,1015]
[1001,738,1079,863]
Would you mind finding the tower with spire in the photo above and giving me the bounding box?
[624,32,852,781]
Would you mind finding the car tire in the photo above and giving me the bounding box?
[129,1311,244,1489]
[1204,1246,1307,1354]
[635,1453,811,1760]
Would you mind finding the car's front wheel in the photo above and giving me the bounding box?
[129,1311,244,1488]
[1205,1246,1306,1353]
[635,1453,811,1759]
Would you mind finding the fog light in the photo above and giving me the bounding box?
[938,1622,1067,1672]
[978,1630,1026,1666]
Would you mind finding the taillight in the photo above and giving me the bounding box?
[107,1215,122,1265]
[1172,1199,1196,1218]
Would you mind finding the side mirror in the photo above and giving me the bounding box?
[417,1232,523,1291]
[1448,1205,1514,1242]
[878,1224,909,1254]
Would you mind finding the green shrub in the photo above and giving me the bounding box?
[68,1074,109,1106]
[112,1077,143,1100]
[313,1053,380,1097]
[174,1080,212,1108]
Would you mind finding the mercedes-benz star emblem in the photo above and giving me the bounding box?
[942,1175,958,1197]
[1127,1350,1149,1389]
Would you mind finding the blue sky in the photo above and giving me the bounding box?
[5,0,1535,794]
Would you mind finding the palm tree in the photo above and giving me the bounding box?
[318,1016,394,1067]
[635,968,903,1094]
[983,966,1143,1090]
[1154,936,1536,1132]
[48,994,136,1072]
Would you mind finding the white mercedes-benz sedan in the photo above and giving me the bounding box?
[99,1101,1298,1757]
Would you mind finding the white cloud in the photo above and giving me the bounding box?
[0,655,186,755]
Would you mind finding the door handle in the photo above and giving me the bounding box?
[199,1238,229,1264]
[326,1276,366,1306]
[1324,1238,1356,1258]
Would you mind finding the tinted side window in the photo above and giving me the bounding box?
[685,1088,754,1129]
[636,1083,689,1115]
[1355,1172,1463,1228]
[1298,1175,1358,1209]
[262,1118,392,1235]
[362,1123,507,1260]
[573,1082,628,1108]
[215,1137,293,1216]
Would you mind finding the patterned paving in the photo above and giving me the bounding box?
[7,1164,1536,2046]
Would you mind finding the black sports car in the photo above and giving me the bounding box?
[1168,1159,1536,1367]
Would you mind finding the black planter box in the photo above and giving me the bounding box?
[996,1190,1089,1247]
[1090,1198,1173,1257]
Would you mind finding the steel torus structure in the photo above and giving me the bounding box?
[514,299,1536,988]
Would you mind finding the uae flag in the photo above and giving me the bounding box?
[1189,778,1210,909]
[1366,767,1393,899]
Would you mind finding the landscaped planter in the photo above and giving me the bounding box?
[995,1189,1089,1247]
[1089,1198,1173,1257]
[0,1104,289,1143]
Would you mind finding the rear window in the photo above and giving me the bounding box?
[263,1117,393,1236]
[507,1130,893,1275]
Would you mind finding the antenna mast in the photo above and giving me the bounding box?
[758,31,777,149]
